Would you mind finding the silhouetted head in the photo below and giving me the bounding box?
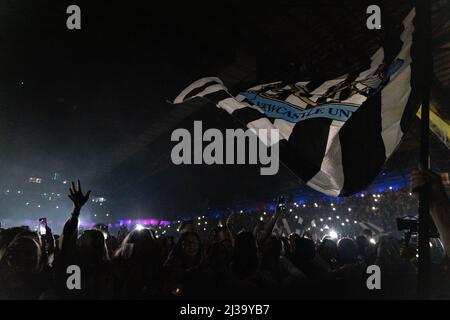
[213,226,230,243]
[293,237,316,262]
[77,229,109,263]
[167,231,202,269]
[318,238,337,261]
[181,232,200,258]
[376,236,401,263]
[355,235,370,255]
[288,233,301,255]
[207,242,230,270]
[337,238,358,265]
[261,235,282,259]
[261,236,282,270]
[115,227,158,262]
[3,236,41,273]
[179,220,198,234]
[232,231,258,278]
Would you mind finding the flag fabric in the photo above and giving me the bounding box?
[173,7,425,196]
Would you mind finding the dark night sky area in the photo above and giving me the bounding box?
[1,0,233,177]
[0,0,290,218]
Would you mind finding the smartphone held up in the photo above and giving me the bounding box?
[39,218,47,235]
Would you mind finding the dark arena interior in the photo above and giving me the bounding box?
[0,0,449,304]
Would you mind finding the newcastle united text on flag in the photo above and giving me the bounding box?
[173,7,426,197]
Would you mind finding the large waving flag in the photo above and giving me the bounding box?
[173,7,426,196]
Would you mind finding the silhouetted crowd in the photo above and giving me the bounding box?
[1,169,449,300]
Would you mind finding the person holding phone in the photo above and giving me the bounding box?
[255,196,286,247]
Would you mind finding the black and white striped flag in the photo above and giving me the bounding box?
[173,7,426,196]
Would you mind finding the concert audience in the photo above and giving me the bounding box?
[0,169,449,300]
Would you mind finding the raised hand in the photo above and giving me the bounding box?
[68,179,91,212]
[275,195,286,214]
[41,225,55,256]
[226,212,236,227]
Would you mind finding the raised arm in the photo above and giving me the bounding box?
[257,196,285,247]
[226,212,237,245]
[412,168,450,257]
[59,180,91,264]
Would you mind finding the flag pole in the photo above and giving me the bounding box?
[417,0,432,299]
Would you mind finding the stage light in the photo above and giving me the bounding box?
[37,205,41,208]
[348,208,352,212]
[26,202,30,206]
[197,222,201,226]
[341,222,345,226]
[198,217,201,220]
[260,217,263,221]
[314,203,318,207]
[372,207,376,210]
[320,228,323,232]
[320,218,323,222]
[345,219,349,222]
[361,194,365,198]
[204,221,207,225]
[389,186,393,190]
[56,206,59,209]
[240,210,243,213]
[409,192,412,196]
[135,224,144,231]
[374,199,378,202]
[370,238,376,244]
[332,208,336,211]
[94,214,97,217]
[106,213,109,217]
[263,212,267,215]
[329,230,338,239]
[330,203,334,207]
[336,216,340,219]
[295,215,298,219]
[303,204,306,207]
[354,220,358,224]
[289,209,293,212]
[328,217,332,220]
